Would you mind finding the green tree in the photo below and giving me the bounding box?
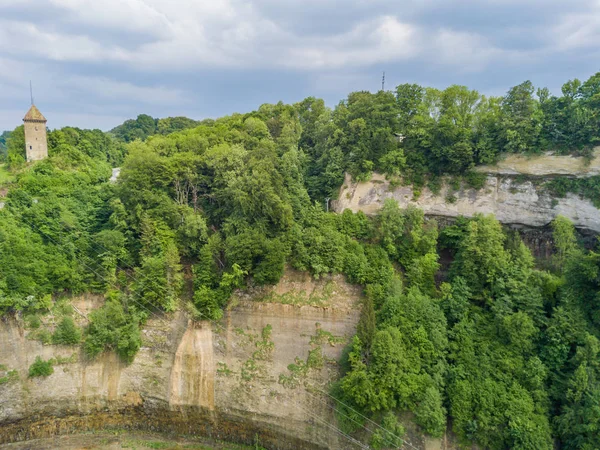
[551,216,578,271]
[6,125,25,168]
[451,214,509,297]
[501,81,543,153]
[52,316,82,345]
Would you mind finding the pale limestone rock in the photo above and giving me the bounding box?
[335,172,600,232]
[0,274,367,450]
[476,147,600,176]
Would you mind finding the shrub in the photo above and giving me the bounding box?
[52,316,81,345]
[427,176,443,195]
[28,356,53,377]
[84,298,142,363]
[29,328,52,344]
[464,171,486,190]
[24,314,41,329]
[446,193,457,204]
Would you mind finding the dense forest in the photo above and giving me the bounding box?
[110,114,200,143]
[1,73,600,449]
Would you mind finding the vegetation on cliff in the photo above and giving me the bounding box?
[1,73,600,449]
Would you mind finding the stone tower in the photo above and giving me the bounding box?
[23,104,48,162]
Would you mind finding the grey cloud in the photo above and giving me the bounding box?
[0,0,598,131]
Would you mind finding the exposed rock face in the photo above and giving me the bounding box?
[476,147,600,177]
[335,172,600,232]
[0,272,365,449]
[169,322,215,410]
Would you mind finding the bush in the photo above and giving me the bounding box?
[24,314,41,329]
[52,316,82,345]
[29,328,52,344]
[28,356,54,377]
[427,176,443,195]
[464,171,486,190]
[84,298,143,363]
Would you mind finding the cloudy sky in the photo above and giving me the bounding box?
[0,0,599,131]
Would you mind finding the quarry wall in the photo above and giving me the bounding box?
[0,271,368,450]
[335,148,600,233]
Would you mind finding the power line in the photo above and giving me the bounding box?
[72,206,413,449]
[20,209,418,448]
[309,385,421,450]
[297,403,369,450]
[304,390,376,440]
[15,214,173,329]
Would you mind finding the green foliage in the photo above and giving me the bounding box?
[29,328,52,344]
[24,314,41,329]
[1,76,600,450]
[551,215,578,270]
[340,292,447,434]
[28,356,53,377]
[6,126,25,168]
[545,176,600,208]
[463,171,486,190]
[111,114,158,142]
[317,73,600,184]
[193,263,245,321]
[370,411,405,450]
[451,214,509,296]
[0,130,10,161]
[415,386,446,437]
[52,316,82,345]
[0,369,19,385]
[84,296,143,363]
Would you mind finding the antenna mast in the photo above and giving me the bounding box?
[30,80,34,105]
[381,71,385,91]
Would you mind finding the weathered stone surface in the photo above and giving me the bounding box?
[23,105,48,162]
[476,147,600,176]
[0,273,365,449]
[335,172,600,232]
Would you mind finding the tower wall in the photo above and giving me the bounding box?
[24,120,48,162]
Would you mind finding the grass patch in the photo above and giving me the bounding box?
[0,368,19,385]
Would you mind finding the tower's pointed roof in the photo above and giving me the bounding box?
[23,104,46,122]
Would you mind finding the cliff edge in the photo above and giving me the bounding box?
[335,148,600,233]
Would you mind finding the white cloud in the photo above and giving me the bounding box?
[282,16,418,69]
[0,1,505,72]
[431,29,514,71]
[551,0,600,51]
[62,75,187,105]
[0,20,128,62]
[49,0,172,36]
[1,0,599,130]
[0,0,547,74]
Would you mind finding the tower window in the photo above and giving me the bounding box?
[30,146,32,150]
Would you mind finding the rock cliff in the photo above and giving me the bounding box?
[335,148,600,233]
[0,271,366,449]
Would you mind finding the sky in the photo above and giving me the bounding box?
[0,0,599,132]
